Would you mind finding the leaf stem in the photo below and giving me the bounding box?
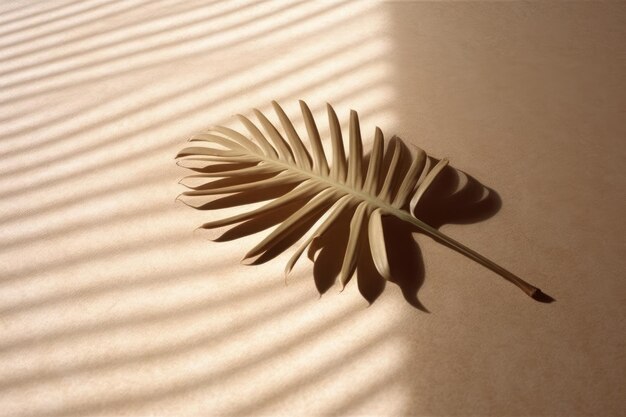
[396,212,540,298]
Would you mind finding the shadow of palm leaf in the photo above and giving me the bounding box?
[415,164,502,229]
[311,206,351,296]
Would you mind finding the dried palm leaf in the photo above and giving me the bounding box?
[176,101,546,301]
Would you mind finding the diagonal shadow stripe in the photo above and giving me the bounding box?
[0,0,307,91]
[322,371,399,416]
[0,0,129,41]
[0,75,152,133]
[0,170,169,226]
[226,330,398,416]
[0,226,188,285]
[0,259,224,318]
[0,0,81,25]
[0,2,244,126]
[0,0,262,73]
[0,204,180,252]
[0,0,365,106]
[0,276,313,393]
[14,296,366,417]
[0,0,364,160]
[0,265,302,355]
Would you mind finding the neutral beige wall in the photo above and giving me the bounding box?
[0,1,624,416]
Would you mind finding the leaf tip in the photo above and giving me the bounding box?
[241,253,261,265]
[191,227,205,240]
[531,289,555,303]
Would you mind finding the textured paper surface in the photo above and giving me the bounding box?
[0,1,624,416]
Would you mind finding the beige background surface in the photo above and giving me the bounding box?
[0,1,624,416]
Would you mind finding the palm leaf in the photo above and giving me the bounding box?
[176,100,545,301]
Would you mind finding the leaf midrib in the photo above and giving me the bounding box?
[256,153,404,216]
